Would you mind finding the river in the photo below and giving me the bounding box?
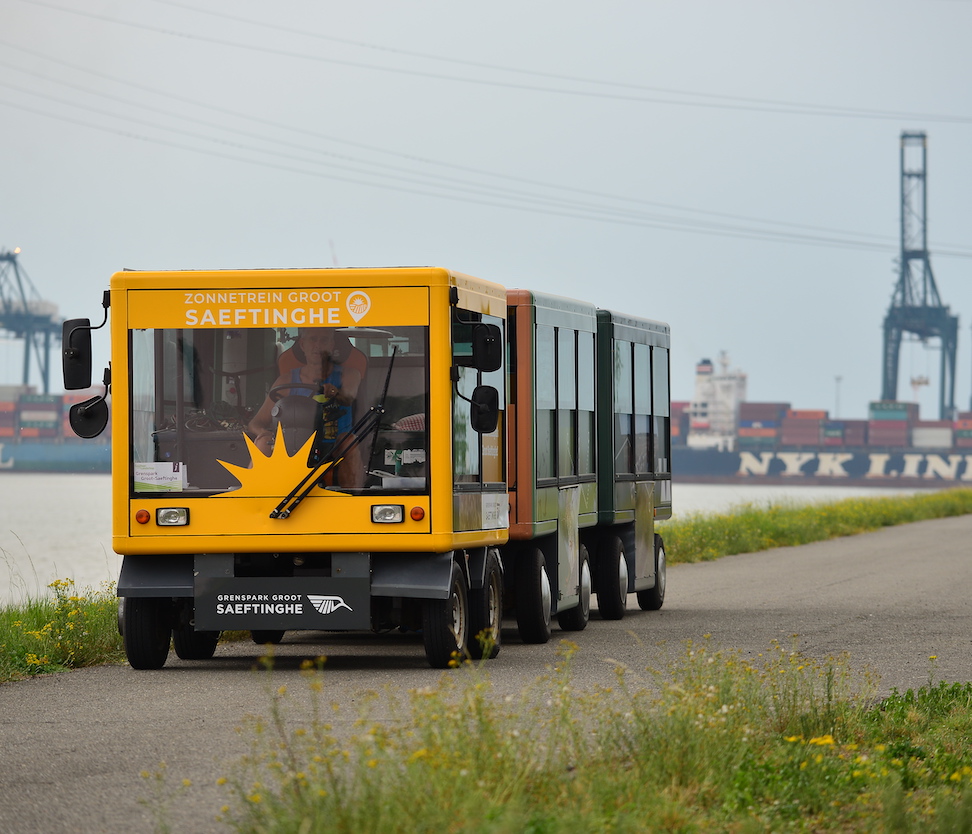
[0,473,920,605]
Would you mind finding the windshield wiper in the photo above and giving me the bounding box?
[270,346,398,519]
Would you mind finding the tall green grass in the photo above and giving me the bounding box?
[662,487,972,564]
[0,578,123,681]
[209,642,972,833]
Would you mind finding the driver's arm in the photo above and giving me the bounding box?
[247,373,286,454]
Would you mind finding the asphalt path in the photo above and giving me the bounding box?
[1,514,970,833]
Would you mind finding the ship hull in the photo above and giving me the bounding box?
[673,446,972,489]
[0,440,110,473]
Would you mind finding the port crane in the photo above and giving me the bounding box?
[881,132,958,420]
[0,248,60,394]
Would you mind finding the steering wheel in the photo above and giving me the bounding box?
[268,382,320,402]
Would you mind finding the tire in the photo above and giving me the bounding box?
[173,625,220,660]
[557,544,591,632]
[468,550,503,659]
[515,547,552,644]
[251,630,286,645]
[637,534,667,611]
[422,563,469,669]
[123,597,171,670]
[596,534,628,620]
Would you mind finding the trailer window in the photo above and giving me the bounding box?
[634,342,651,475]
[577,330,595,476]
[613,340,633,474]
[652,346,671,475]
[535,324,556,480]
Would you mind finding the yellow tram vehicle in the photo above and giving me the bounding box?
[62,267,671,668]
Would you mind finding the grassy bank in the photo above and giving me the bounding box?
[208,642,972,833]
[661,487,972,564]
[0,578,123,681]
[2,488,971,684]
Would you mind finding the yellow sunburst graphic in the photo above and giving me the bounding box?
[213,424,336,499]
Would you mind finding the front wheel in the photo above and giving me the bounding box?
[468,550,503,660]
[557,544,591,632]
[422,563,469,669]
[637,534,667,611]
[251,630,286,645]
[122,597,172,670]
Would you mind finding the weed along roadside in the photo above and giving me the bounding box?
[157,642,972,833]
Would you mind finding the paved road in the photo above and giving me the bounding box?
[2,515,970,833]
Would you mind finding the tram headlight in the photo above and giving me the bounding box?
[371,504,404,524]
[156,507,189,526]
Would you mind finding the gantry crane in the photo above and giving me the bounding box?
[0,248,60,394]
[881,132,958,420]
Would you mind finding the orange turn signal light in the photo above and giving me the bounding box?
[135,509,151,524]
[410,506,425,521]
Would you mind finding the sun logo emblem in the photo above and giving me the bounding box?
[346,291,371,323]
[213,424,338,499]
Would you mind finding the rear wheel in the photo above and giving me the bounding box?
[173,625,220,660]
[557,544,591,632]
[122,597,171,670]
[596,535,628,620]
[251,630,286,645]
[515,547,552,644]
[637,534,667,611]
[423,563,469,668]
[468,550,503,659]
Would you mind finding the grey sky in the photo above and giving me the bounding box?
[2,0,972,419]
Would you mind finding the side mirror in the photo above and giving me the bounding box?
[62,318,93,390]
[471,324,503,372]
[69,397,109,439]
[470,385,499,434]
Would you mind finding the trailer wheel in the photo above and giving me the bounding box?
[637,534,667,611]
[172,624,220,660]
[123,597,171,670]
[251,630,286,645]
[515,547,552,644]
[596,535,628,620]
[557,544,591,632]
[423,563,469,669]
[468,550,503,659]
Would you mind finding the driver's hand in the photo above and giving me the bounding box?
[254,432,274,456]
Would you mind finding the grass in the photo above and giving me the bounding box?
[206,641,972,833]
[0,578,124,681]
[661,487,972,564]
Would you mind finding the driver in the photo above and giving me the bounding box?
[248,327,366,488]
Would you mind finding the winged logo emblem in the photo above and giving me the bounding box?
[307,594,353,615]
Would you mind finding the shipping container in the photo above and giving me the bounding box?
[787,409,828,420]
[911,427,953,448]
[739,402,790,421]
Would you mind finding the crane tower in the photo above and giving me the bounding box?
[881,132,958,420]
[0,248,60,394]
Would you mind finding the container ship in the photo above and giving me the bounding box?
[672,354,972,488]
[0,385,110,473]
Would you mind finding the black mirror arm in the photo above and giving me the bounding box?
[64,291,110,358]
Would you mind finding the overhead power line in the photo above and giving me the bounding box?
[15,0,972,124]
[3,39,937,254]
